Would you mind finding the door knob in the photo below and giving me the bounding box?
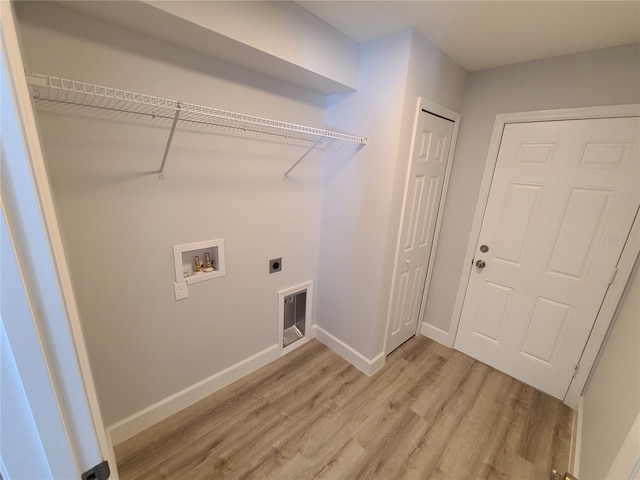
[475,259,486,269]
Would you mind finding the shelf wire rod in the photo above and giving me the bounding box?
[283,136,324,179]
[158,105,181,179]
[31,97,319,143]
[30,96,168,119]
[160,117,320,143]
[27,72,368,144]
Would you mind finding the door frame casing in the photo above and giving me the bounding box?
[2,1,118,475]
[384,97,461,355]
[450,104,640,408]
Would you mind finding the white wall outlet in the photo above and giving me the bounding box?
[174,281,188,300]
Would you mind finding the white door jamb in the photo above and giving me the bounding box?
[1,1,118,475]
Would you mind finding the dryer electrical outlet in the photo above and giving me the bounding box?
[269,257,282,274]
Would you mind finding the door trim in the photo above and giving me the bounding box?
[2,1,118,474]
[566,208,639,407]
[449,104,640,407]
[384,97,461,355]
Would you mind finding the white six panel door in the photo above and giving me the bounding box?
[455,117,639,399]
[387,111,454,353]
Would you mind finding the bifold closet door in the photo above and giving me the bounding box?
[387,110,455,354]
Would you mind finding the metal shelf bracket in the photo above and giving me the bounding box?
[158,105,181,179]
[283,136,324,179]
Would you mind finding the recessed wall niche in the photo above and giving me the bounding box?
[173,239,226,285]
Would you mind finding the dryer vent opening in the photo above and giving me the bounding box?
[278,281,313,354]
[283,291,306,347]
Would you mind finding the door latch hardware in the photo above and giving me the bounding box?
[551,468,577,480]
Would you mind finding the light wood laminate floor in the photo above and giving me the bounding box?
[115,336,573,479]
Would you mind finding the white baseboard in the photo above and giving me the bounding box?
[420,322,454,347]
[312,325,385,376]
[107,343,280,445]
[571,397,584,477]
[108,325,387,445]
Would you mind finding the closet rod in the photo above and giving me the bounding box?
[25,72,367,178]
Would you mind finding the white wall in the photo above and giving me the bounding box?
[423,43,640,338]
[318,30,412,361]
[14,2,329,428]
[317,29,466,361]
[578,258,639,479]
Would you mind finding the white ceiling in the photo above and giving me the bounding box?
[295,1,640,71]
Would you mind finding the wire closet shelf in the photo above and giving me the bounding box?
[25,72,367,178]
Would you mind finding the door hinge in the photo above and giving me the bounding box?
[609,267,618,285]
[572,364,581,379]
[82,460,110,480]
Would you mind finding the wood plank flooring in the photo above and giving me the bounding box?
[114,336,573,479]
